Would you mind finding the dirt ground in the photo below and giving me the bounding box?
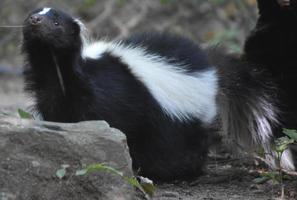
[153,158,297,200]
[0,75,296,200]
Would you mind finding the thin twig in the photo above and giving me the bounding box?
[254,154,275,167]
[282,169,297,176]
[0,25,24,28]
[254,154,297,177]
[51,52,66,96]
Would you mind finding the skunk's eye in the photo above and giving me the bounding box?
[54,21,59,26]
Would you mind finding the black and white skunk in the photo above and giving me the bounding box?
[243,0,297,170]
[21,7,293,181]
[22,8,217,181]
[244,0,297,131]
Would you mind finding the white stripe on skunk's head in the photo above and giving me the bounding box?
[38,7,51,15]
[23,8,88,51]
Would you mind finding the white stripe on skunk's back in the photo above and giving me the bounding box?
[38,8,51,15]
[83,41,218,123]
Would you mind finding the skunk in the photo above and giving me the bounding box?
[244,0,297,130]
[244,0,297,170]
[22,7,282,181]
[22,8,217,181]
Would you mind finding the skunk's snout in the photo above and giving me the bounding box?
[29,14,43,25]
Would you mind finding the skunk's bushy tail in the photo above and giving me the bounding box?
[216,53,278,148]
[209,50,294,170]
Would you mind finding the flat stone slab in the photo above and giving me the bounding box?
[0,115,138,200]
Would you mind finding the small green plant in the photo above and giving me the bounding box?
[56,164,70,179]
[76,163,155,198]
[17,109,34,119]
[254,129,297,199]
[283,129,297,141]
[56,163,155,199]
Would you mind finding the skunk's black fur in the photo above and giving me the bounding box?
[22,8,215,181]
[209,51,278,150]
[244,0,297,167]
[22,6,290,181]
[244,0,297,130]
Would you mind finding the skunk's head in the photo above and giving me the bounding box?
[23,8,87,50]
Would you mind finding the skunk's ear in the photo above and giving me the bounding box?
[74,19,86,34]
[74,19,90,48]
[72,21,81,35]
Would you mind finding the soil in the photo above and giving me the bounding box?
[0,75,296,200]
[153,158,297,200]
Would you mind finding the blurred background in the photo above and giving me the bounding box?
[0,0,258,68]
[0,0,258,108]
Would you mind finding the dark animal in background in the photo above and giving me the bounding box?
[243,0,297,169]
[21,6,293,181]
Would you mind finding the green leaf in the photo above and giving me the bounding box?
[275,136,294,153]
[124,176,155,198]
[75,163,124,177]
[125,177,141,188]
[283,129,297,142]
[18,109,33,119]
[56,168,66,179]
[138,176,155,198]
[76,163,155,197]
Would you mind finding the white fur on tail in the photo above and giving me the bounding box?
[219,82,295,171]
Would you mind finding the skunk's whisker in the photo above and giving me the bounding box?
[0,25,24,28]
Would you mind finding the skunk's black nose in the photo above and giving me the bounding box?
[29,14,43,25]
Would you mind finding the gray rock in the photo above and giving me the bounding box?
[0,116,139,200]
